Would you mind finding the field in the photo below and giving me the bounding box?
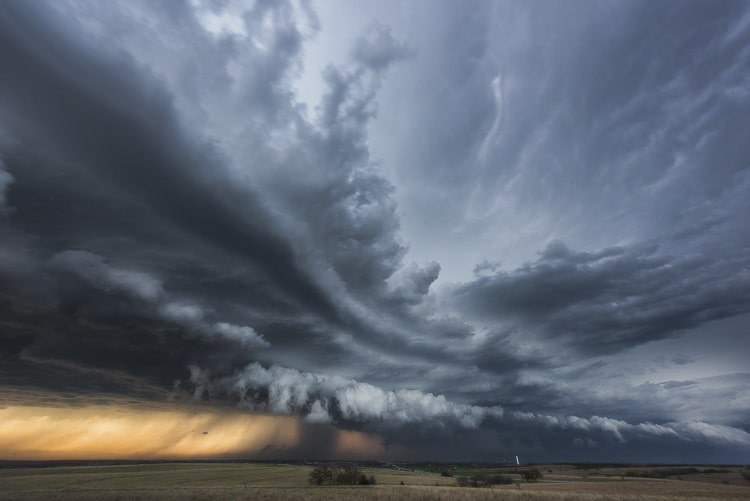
[0,462,749,500]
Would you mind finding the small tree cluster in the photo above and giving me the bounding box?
[520,468,543,482]
[308,465,334,485]
[308,465,376,486]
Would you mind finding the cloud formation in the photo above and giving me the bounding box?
[50,250,164,302]
[213,362,503,429]
[509,412,750,447]
[451,241,750,353]
[0,0,748,462]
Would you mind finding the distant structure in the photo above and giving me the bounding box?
[515,455,520,465]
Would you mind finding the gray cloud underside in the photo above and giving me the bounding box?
[452,240,750,354]
[185,361,750,451]
[0,0,749,462]
[196,363,504,428]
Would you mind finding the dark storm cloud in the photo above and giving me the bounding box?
[0,0,467,412]
[451,240,750,354]
[0,0,434,396]
[0,0,330,393]
[0,2,335,320]
[0,0,749,463]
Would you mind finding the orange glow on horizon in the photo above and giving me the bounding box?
[335,429,386,458]
[0,405,300,460]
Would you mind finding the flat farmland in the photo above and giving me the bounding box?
[0,463,749,500]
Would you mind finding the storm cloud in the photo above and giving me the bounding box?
[451,241,750,354]
[0,0,749,462]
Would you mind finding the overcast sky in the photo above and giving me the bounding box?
[1,0,749,463]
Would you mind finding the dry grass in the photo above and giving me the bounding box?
[0,463,748,500]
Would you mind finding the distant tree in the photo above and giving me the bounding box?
[520,468,543,483]
[440,469,453,477]
[309,464,376,486]
[335,464,362,485]
[309,465,333,485]
[494,475,514,485]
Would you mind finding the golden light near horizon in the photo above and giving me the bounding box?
[0,405,301,460]
[335,429,387,457]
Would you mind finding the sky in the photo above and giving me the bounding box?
[0,0,749,463]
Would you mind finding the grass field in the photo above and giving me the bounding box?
[0,462,749,500]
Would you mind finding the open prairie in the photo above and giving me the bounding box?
[0,463,749,500]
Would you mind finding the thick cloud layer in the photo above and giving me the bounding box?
[452,241,750,354]
[219,363,503,428]
[0,0,748,462]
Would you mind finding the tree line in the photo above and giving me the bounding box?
[308,465,376,486]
